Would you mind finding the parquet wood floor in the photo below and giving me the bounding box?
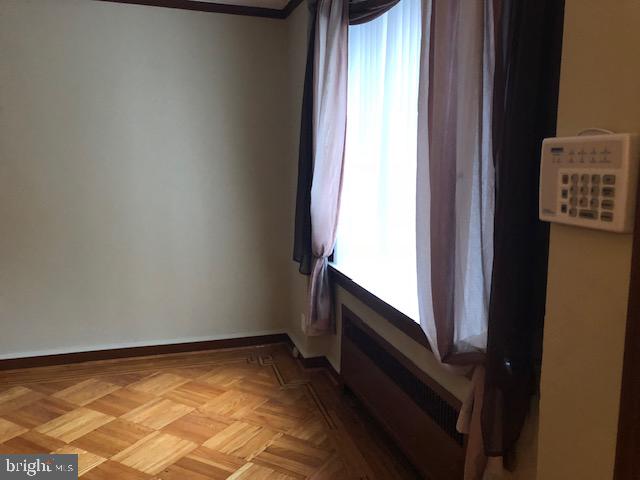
[0,344,419,479]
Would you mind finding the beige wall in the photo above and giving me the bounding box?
[285,1,313,362]
[0,0,292,357]
[537,1,640,478]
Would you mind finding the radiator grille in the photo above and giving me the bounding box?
[344,320,465,446]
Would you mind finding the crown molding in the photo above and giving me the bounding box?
[94,0,304,19]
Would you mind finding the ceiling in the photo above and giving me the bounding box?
[192,0,290,8]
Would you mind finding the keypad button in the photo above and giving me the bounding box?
[601,211,614,222]
[591,175,600,184]
[570,197,578,207]
[579,197,589,207]
[569,208,578,217]
[561,204,568,214]
[570,186,579,195]
[590,186,600,196]
[561,189,568,199]
[571,174,579,183]
[601,199,614,210]
[580,186,589,195]
[578,209,597,220]
[581,174,590,184]
[590,197,599,208]
[602,186,615,197]
[562,174,569,184]
[603,175,616,185]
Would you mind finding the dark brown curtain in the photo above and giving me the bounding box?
[293,0,400,276]
[292,1,317,276]
[482,0,564,459]
[349,0,400,24]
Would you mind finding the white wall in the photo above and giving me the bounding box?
[0,0,292,358]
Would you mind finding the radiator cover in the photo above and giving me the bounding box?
[341,306,465,480]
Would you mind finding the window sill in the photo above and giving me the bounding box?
[328,264,430,350]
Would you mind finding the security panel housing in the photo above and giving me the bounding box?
[539,133,639,233]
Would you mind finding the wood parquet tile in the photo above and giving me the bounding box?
[85,387,156,417]
[252,434,331,479]
[52,378,121,406]
[0,344,419,479]
[0,431,66,454]
[227,462,295,479]
[3,397,76,429]
[82,460,153,480]
[35,408,114,443]
[113,431,198,474]
[162,380,225,407]
[0,418,28,443]
[162,410,230,444]
[54,445,107,476]
[121,397,194,429]
[158,447,245,480]
[200,389,269,420]
[129,373,190,396]
[70,418,154,458]
[0,387,43,416]
[202,421,279,460]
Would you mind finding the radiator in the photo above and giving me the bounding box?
[340,306,465,480]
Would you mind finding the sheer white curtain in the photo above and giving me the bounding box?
[305,0,349,335]
[335,0,422,320]
[417,0,495,360]
[416,2,496,477]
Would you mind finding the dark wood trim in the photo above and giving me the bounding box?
[298,354,341,384]
[298,354,331,370]
[0,334,289,371]
[281,0,305,17]
[283,336,342,384]
[329,265,430,349]
[614,186,640,479]
[93,0,303,19]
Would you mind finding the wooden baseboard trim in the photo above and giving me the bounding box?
[297,354,341,384]
[0,334,289,371]
[284,336,341,384]
[1,332,343,389]
[298,355,331,370]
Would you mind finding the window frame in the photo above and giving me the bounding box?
[329,265,429,348]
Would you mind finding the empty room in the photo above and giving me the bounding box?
[1,0,639,479]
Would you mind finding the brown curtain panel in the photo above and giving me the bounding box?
[349,0,400,24]
[483,0,564,460]
[292,1,318,276]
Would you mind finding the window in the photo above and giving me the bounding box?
[333,0,422,320]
